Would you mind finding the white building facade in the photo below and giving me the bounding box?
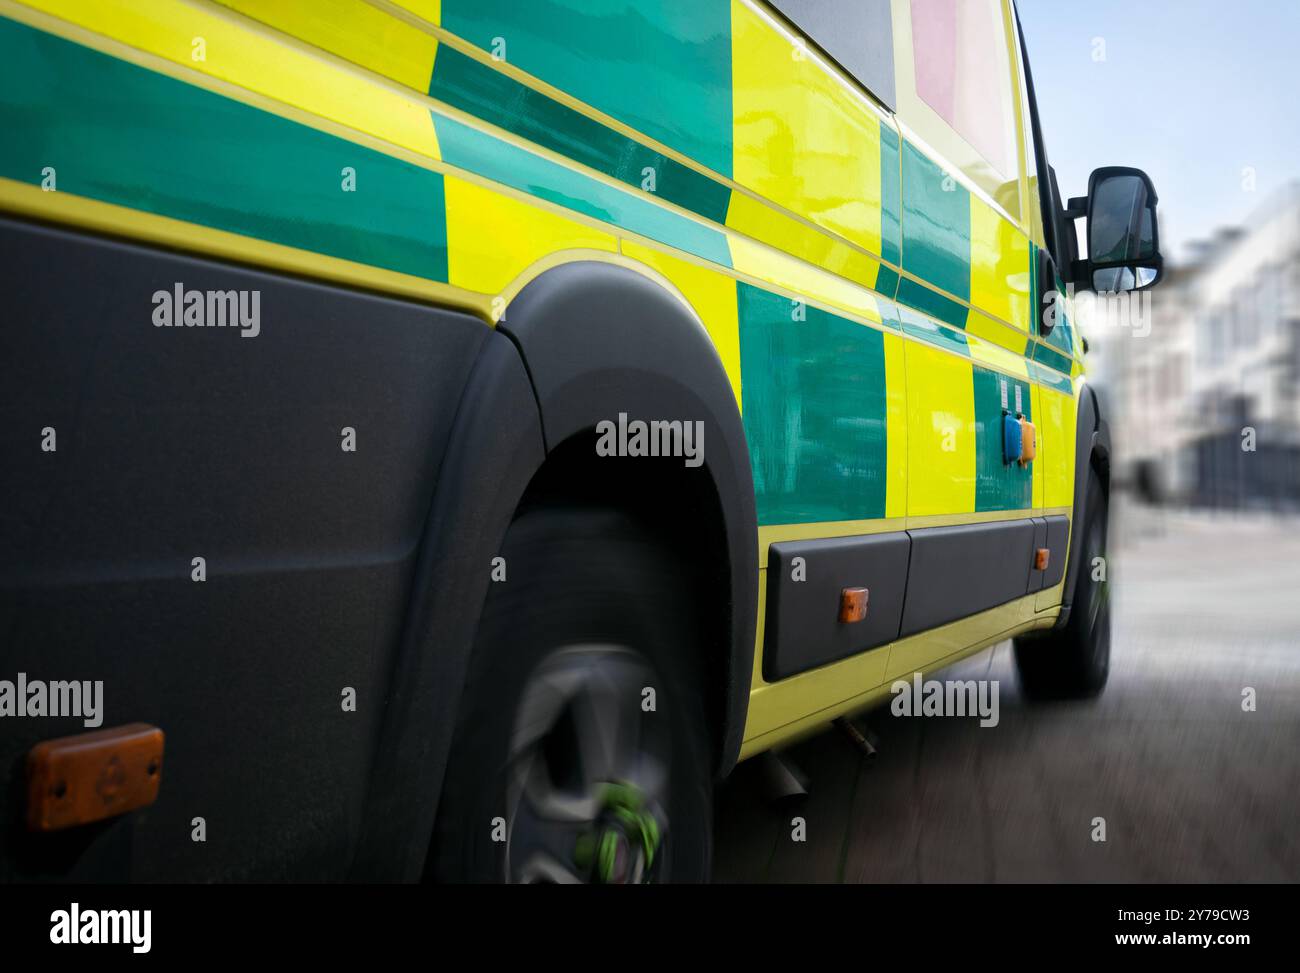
[1103,184,1300,507]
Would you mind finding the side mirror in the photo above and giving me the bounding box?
[1070,167,1163,293]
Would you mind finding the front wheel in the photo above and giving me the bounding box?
[427,506,713,883]
[1013,468,1111,699]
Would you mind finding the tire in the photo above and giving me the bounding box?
[1013,468,1111,700]
[427,505,713,883]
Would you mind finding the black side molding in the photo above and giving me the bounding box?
[900,520,1037,637]
[1027,515,1068,592]
[762,515,1071,682]
[1042,516,1069,589]
[763,533,910,681]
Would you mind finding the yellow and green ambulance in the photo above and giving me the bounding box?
[0,0,1162,882]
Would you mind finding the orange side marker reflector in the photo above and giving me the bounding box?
[839,587,869,624]
[1034,548,1051,572]
[1019,419,1037,465]
[26,723,164,832]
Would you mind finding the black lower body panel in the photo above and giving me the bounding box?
[763,533,910,680]
[0,217,486,880]
[764,514,1071,681]
[900,520,1036,637]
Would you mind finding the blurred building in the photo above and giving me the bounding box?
[1102,183,1300,509]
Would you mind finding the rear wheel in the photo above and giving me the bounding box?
[428,506,713,883]
[1013,468,1111,699]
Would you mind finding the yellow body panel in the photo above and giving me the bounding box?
[730,0,888,262]
[215,0,440,93]
[1040,384,1078,509]
[444,178,617,298]
[904,342,977,517]
[968,193,1032,335]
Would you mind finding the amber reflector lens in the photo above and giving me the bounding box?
[839,586,869,623]
[26,723,164,832]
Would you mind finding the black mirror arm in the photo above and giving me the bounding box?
[1068,191,1095,287]
[1036,247,1059,335]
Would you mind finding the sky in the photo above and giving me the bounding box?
[1017,0,1300,264]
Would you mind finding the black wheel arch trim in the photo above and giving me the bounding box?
[351,261,758,879]
[1057,383,1111,627]
[349,329,547,880]
[497,262,758,779]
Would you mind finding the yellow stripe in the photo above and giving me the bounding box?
[725,190,882,291]
[17,0,440,160]
[883,599,1028,682]
[755,507,1068,565]
[0,165,743,367]
[728,233,884,325]
[0,176,487,315]
[967,329,1030,379]
[213,0,439,92]
[904,507,1065,530]
[757,518,908,567]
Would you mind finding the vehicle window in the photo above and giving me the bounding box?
[910,0,1017,180]
[769,0,896,110]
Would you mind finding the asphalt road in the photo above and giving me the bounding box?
[713,502,1300,882]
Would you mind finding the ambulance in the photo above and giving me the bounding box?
[0,0,1162,882]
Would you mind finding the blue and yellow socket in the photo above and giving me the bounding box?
[1002,413,1023,466]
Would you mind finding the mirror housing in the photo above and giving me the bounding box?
[1068,166,1163,293]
